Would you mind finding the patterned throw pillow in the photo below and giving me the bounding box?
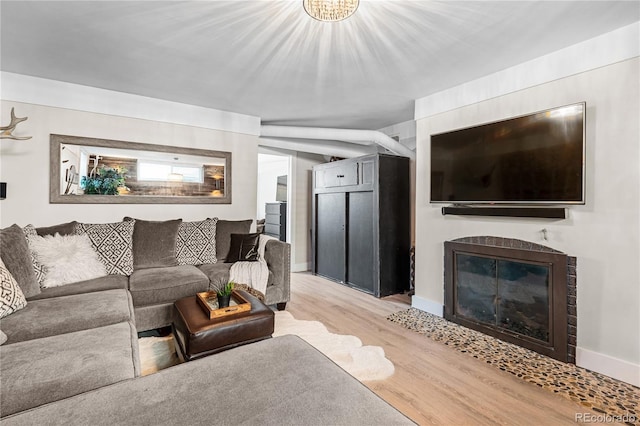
[74,221,134,276]
[0,257,27,319]
[22,225,47,286]
[176,218,218,266]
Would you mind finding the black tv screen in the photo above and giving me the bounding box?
[430,102,585,205]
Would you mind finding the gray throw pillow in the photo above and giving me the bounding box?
[131,219,182,270]
[35,221,78,237]
[0,224,40,298]
[215,219,252,263]
[226,233,261,263]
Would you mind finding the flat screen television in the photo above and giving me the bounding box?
[430,102,585,205]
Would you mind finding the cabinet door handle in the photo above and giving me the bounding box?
[337,174,345,178]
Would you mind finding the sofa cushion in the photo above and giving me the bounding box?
[176,218,218,266]
[226,233,261,262]
[35,221,77,237]
[131,219,181,270]
[27,234,106,288]
[215,219,252,262]
[198,262,232,288]
[129,265,208,306]
[27,274,128,301]
[0,258,27,319]
[0,224,40,298]
[0,322,139,418]
[134,303,174,332]
[75,221,134,275]
[1,289,134,344]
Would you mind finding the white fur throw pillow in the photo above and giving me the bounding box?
[28,234,107,288]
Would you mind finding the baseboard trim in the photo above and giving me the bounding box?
[292,262,310,273]
[411,296,443,317]
[576,347,640,387]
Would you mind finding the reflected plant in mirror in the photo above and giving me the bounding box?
[50,134,232,204]
[80,165,127,195]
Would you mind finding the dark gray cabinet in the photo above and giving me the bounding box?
[264,202,286,241]
[347,191,375,293]
[314,162,359,187]
[315,193,346,281]
[312,154,410,297]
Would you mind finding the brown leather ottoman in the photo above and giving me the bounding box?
[172,290,274,361]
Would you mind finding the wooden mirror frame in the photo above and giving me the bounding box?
[50,134,232,204]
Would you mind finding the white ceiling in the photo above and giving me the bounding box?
[1,1,638,130]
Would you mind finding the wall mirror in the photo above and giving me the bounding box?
[50,134,231,204]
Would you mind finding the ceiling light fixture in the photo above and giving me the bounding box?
[303,0,359,22]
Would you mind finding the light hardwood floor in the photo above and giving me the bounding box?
[287,272,601,425]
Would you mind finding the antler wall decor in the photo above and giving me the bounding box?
[1,107,32,140]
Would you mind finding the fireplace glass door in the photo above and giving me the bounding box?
[455,254,550,343]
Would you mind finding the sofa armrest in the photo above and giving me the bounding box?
[263,239,290,306]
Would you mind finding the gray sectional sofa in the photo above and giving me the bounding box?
[0,218,411,424]
[0,218,285,416]
[22,218,291,331]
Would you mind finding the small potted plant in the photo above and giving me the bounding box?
[214,280,235,308]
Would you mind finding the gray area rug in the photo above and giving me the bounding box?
[388,308,639,424]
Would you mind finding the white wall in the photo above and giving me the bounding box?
[290,151,325,271]
[378,120,416,151]
[0,100,260,227]
[413,57,640,386]
[256,153,290,221]
[257,146,325,272]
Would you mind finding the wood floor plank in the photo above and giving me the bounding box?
[287,272,603,425]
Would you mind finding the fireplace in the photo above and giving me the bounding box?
[444,237,576,363]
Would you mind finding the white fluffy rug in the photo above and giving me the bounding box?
[139,311,395,382]
[272,311,395,382]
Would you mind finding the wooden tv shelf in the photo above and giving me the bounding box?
[441,206,566,219]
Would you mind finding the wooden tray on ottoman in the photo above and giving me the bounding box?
[196,290,252,320]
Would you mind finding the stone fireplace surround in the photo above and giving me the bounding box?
[444,236,577,363]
